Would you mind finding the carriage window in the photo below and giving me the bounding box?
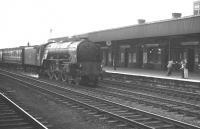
[128,53,132,63]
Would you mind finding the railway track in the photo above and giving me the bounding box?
[101,78,200,105]
[104,73,200,94]
[0,92,48,129]
[0,69,200,129]
[38,78,200,122]
[85,83,200,122]
[64,81,200,118]
[41,79,200,126]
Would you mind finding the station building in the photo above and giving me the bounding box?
[50,15,200,73]
[194,0,200,15]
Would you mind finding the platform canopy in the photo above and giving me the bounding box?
[86,15,200,42]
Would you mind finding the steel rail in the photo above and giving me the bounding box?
[0,69,200,129]
[0,92,48,129]
[101,79,200,102]
[104,72,200,93]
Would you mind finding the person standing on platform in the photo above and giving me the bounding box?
[100,60,105,80]
[184,59,189,78]
[180,59,188,78]
[113,58,117,70]
[167,59,174,76]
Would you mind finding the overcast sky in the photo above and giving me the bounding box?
[0,0,195,48]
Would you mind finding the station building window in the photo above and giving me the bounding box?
[120,52,124,63]
[143,52,147,64]
[108,52,112,64]
[128,53,132,63]
[128,52,136,63]
[195,48,200,71]
[119,45,130,67]
[100,47,108,66]
[147,47,162,64]
[102,51,106,64]
[132,52,136,63]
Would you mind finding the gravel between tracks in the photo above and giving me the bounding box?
[2,70,200,128]
[0,75,129,129]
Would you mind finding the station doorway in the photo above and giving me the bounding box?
[187,48,195,72]
[124,48,129,67]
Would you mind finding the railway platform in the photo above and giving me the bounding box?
[103,66,200,83]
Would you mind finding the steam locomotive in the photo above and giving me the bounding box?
[0,38,102,85]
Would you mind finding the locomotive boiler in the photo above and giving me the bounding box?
[40,39,102,85]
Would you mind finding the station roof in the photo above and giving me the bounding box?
[49,15,200,43]
[48,36,69,43]
[86,15,200,42]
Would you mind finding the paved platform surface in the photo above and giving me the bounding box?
[103,67,200,83]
